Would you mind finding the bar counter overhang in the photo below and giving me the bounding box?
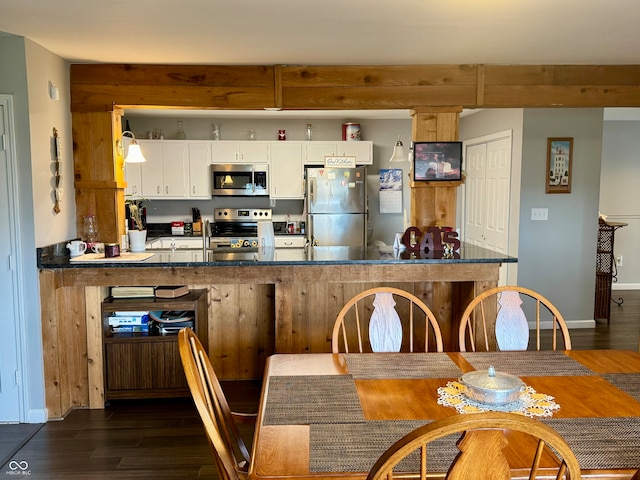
[37,243,516,417]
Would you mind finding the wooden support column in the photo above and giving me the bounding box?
[72,109,127,243]
[409,107,462,230]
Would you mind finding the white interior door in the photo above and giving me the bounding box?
[483,137,511,254]
[464,143,487,246]
[0,97,21,422]
[463,132,513,285]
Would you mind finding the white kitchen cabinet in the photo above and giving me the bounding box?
[275,236,306,248]
[139,140,188,199]
[270,142,304,199]
[123,137,142,196]
[124,163,142,197]
[274,248,307,261]
[304,141,372,165]
[339,141,372,164]
[159,237,203,249]
[211,141,269,164]
[188,141,211,198]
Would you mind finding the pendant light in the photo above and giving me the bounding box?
[389,136,406,163]
[121,131,146,163]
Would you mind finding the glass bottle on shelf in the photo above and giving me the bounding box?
[211,123,221,141]
[306,123,313,141]
[83,214,98,245]
[176,121,187,140]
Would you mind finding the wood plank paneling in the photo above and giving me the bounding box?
[71,64,275,86]
[39,270,63,418]
[281,85,477,110]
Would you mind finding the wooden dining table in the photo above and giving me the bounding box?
[248,350,640,480]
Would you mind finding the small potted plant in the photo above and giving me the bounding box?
[125,196,150,252]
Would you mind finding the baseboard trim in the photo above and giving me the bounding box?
[612,283,640,290]
[530,320,596,330]
[26,408,47,423]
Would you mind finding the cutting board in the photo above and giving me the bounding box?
[69,252,155,262]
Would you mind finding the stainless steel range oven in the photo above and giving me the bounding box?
[209,208,272,248]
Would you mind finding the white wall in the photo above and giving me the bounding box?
[600,120,640,289]
[518,109,603,326]
[25,40,75,247]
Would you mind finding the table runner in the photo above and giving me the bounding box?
[310,420,459,473]
[601,373,640,402]
[542,417,640,469]
[263,375,365,425]
[462,351,596,376]
[344,353,462,379]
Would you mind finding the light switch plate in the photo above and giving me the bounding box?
[531,208,548,221]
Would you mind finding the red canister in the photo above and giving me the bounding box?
[342,123,361,141]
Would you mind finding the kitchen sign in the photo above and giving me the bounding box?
[324,156,356,168]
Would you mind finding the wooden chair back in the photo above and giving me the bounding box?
[331,287,443,353]
[178,327,253,480]
[458,285,572,352]
[366,411,582,480]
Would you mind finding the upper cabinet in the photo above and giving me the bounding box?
[187,141,212,199]
[304,141,372,165]
[270,142,303,199]
[211,141,269,163]
[136,140,211,199]
[123,137,142,197]
[138,140,188,199]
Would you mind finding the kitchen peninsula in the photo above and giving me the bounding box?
[38,243,515,417]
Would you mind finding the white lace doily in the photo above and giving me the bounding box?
[437,381,560,418]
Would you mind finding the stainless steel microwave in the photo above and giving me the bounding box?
[211,164,269,196]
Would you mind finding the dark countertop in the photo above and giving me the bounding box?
[37,242,517,269]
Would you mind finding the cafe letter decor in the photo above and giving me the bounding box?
[401,226,460,252]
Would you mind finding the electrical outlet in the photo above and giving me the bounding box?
[531,208,548,221]
[616,255,623,267]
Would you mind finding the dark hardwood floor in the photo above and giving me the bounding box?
[3,291,639,479]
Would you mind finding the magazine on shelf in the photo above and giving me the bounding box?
[149,310,194,324]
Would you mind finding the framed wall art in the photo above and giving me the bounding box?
[412,141,463,181]
[546,137,573,194]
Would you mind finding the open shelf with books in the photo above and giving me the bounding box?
[101,289,208,402]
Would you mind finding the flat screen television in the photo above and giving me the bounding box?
[412,141,463,181]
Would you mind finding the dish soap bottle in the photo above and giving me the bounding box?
[176,121,187,140]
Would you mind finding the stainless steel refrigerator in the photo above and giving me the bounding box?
[306,166,367,247]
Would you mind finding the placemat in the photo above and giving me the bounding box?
[602,373,640,402]
[310,420,459,473]
[263,375,365,425]
[543,416,640,469]
[461,351,596,376]
[344,353,462,379]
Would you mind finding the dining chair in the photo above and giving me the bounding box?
[178,327,256,480]
[366,411,582,480]
[631,469,639,480]
[331,286,443,353]
[458,285,572,352]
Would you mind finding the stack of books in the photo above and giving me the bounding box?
[108,311,150,333]
[111,286,155,298]
[155,285,189,298]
